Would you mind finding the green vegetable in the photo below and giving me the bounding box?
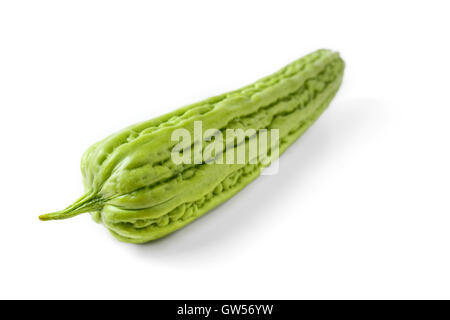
[40,49,345,243]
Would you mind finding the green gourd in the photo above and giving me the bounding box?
[40,49,345,243]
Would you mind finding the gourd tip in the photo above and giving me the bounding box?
[39,192,101,221]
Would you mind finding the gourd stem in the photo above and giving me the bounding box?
[39,191,102,221]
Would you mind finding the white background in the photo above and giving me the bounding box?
[1,1,449,299]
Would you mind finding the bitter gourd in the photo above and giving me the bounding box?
[40,49,345,243]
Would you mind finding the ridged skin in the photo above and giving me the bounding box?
[40,49,345,243]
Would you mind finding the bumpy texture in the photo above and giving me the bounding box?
[40,49,345,243]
